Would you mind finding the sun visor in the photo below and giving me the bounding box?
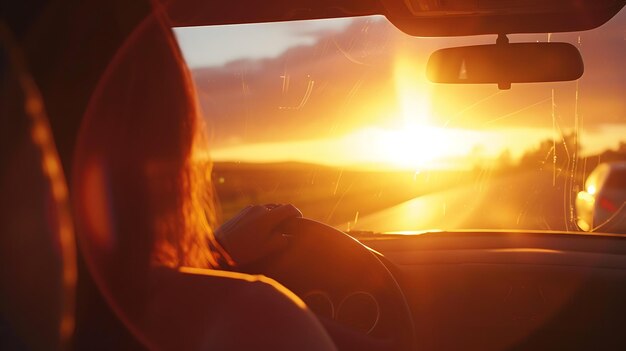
[381,0,626,36]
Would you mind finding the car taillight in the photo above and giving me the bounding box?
[599,196,618,213]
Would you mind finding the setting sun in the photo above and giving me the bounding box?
[373,124,454,169]
[375,54,452,169]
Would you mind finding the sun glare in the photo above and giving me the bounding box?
[373,55,453,170]
[375,125,451,169]
[209,55,470,171]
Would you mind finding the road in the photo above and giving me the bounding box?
[342,169,583,233]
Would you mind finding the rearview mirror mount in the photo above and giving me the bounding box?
[426,38,584,90]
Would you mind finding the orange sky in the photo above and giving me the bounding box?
[176,11,626,170]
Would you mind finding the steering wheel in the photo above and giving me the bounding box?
[247,217,417,351]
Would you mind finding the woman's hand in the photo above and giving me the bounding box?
[215,204,302,266]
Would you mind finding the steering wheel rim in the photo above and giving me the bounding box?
[251,217,417,351]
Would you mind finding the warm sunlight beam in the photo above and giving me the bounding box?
[379,54,453,170]
[395,56,431,126]
[209,126,558,171]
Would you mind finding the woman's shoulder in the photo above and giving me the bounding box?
[144,267,337,351]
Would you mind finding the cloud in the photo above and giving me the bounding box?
[192,18,397,147]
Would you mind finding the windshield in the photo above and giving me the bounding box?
[173,10,626,234]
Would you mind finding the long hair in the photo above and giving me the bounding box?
[72,6,232,322]
[147,16,232,270]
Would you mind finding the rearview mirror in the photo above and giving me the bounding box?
[426,42,584,90]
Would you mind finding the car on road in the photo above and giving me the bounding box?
[576,162,626,232]
[4,1,626,351]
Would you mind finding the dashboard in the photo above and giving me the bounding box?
[360,231,626,350]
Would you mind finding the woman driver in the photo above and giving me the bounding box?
[70,5,336,350]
